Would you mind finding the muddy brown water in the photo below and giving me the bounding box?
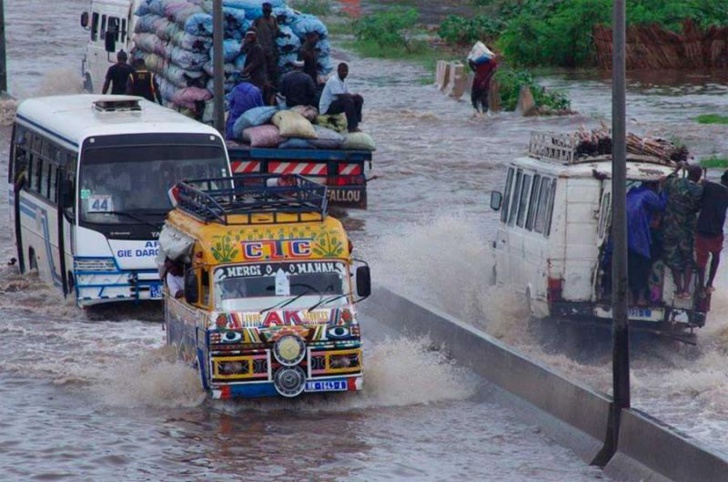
[1,0,728,479]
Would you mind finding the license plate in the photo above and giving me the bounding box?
[305,380,347,392]
[627,307,652,319]
[150,284,163,299]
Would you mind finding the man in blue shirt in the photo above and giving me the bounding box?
[225,75,264,140]
[319,62,364,132]
[626,181,666,305]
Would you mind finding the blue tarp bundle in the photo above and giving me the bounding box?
[132,0,332,115]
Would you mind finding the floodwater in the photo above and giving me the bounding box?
[2,0,728,480]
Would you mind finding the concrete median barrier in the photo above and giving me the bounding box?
[362,286,728,480]
[361,286,611,463]
[604,409,728,482]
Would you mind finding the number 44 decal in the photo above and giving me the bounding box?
[87,195,114,213]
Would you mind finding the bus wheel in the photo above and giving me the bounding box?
[28,248,38,271]
[83,74,93,93]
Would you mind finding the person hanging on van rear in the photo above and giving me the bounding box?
[127,58,162,104]
[626,181,666,306]
[661,162,703,299]
[102,50,134,95]
[695,170,728,296]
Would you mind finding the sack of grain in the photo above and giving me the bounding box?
[272,109,317,139]
[342,132,376,151]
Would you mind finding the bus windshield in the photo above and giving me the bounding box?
[214,261,350,312]
[79,143,229,224]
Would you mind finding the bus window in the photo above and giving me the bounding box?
[49,164,59,203]
[500,167,514,223]
[534,178,552,234]
[526,174,542,231]
[516,174,532,228]
[91,12,100,41]
[508,170,523,226]
[544,180,557,236]
[40,160,51,199]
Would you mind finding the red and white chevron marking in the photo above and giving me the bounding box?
[232,161,261,173]
[269,162,328,175]
[338,164,362,175]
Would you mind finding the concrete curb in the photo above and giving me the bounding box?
[362,286,728,481]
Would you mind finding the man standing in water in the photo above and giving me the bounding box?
[695,170,728,295]
[662,162,703,299]
[468,55,498,118]
[102,50,134,95]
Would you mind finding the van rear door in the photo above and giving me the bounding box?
[593,180,612,301]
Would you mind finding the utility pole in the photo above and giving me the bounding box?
[591,0,629,467]
[611,0,630,450]
[0,0,7,93]
[212,0,224,134]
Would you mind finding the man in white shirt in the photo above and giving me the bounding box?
[164,258,185,299]
[318,62,364,132]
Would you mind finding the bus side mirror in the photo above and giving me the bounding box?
[184,271,199,304]
[356,265,371,298]
[104,30,116,53]
[59,179,74,208]
[490,191,503,211]
[80,12,89,29]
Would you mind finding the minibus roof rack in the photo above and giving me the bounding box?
[528,130,679,167]
[174,174,328,225]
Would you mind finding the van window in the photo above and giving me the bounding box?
[516,174,532,227]
[598,192,611,239]
[91,12,100,41]
[534,178,552,234]
[545,180,557,236]
[508,170,523,226]
[500,167,514,223]
[100,15,107,39]
[526,174,541,231]
[121,18,128,43]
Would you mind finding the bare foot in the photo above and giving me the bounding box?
[706,286,715,293]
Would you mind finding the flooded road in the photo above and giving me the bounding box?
[1,0,728,479]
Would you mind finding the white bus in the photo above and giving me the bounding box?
[8,95,231,307]
[80,0,138,93]
[489,132,708,343]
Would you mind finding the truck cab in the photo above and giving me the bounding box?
[160,174,371,399]
[80,0,137,93]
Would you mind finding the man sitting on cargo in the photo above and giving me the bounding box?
[319,63,364,133]
[279,60,317,108]
[626,181,666,306]
[695,170,728,295]
[661,162,703,299]
[225,74,264,140]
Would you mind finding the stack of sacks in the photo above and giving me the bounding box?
[132,0,333,118]
[231,105,375,151]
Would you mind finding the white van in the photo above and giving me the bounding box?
[489,132,708,342]
[80,0,138,93]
